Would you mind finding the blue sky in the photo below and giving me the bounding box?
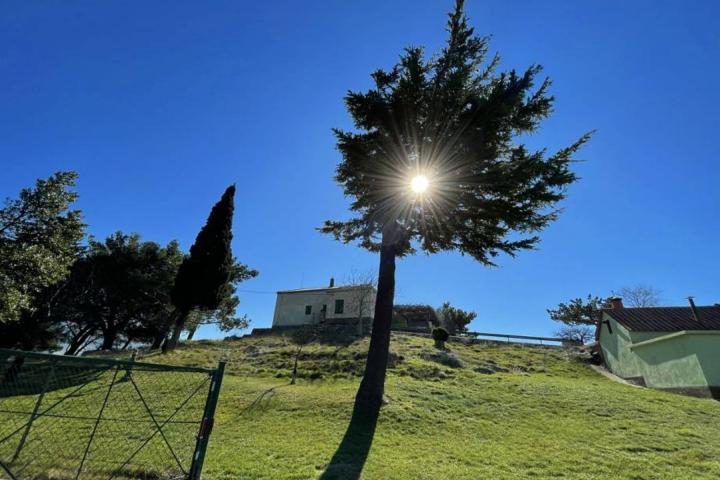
[2,1,718,339]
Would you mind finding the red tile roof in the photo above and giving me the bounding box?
[604,306,720,332]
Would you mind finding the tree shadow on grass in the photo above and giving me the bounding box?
[319,401,380,480]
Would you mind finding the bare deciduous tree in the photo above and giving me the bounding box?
[289,326,318,385]
[614,285,661,307]
[343,268,377,335]
[554,325,594,344]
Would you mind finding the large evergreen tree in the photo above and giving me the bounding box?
[0,171,84,324]
[165,185,240,351]
[322,1,591,412]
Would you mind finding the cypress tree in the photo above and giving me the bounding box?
[165,185,236,351]
[321,1,591,412]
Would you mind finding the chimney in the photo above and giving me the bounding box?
[329,277,335,288]
[609,297,624,309]
[687,296,702,324]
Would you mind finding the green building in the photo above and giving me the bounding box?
[598,299,720,398]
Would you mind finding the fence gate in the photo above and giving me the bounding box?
[0,349,225,480]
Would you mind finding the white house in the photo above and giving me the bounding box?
[271,278,376,328]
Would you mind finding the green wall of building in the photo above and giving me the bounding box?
[598,312,720,395]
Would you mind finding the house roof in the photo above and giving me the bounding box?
[604,306,720,332]
[277,285,375,295]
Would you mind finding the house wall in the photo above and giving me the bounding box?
[599,312,720,393]
[598,313,662,379]
[630,332,720,390]
[271,292,331,327]
[272,287,376,327]
[326,288,376,321]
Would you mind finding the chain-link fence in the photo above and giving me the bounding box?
[0,349,224,480]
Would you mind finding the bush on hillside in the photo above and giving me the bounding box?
[432,327,449,348]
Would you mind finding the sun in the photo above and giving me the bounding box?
[411,175,429,194]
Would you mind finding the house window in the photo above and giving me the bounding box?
[305,305,312,315]
[334,299,344,314]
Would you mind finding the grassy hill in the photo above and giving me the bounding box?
[156,332,720,480]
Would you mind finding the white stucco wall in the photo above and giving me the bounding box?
[272,287,376,327]
[327,287,376,320]
[271,292,331,327]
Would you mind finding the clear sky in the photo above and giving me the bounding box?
[2,1,718,339]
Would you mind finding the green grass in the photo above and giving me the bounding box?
[2,333,719,479]
[154,333,720,479]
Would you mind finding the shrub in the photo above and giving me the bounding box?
[432,327,449,342]
[432,327,449,348]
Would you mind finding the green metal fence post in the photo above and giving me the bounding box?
[188,361,225,480]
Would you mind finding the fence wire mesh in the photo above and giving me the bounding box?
[0,349,222,480]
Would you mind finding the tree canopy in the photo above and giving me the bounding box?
[172,185,238,312]
[322,1,590,262]
[437,301,477,333]
[0,171,84,324]
[167,184,256,350]
[18,232,185,353]
[1,230,258,353]
[547,294,607,327]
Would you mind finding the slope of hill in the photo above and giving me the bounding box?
[158,333,720,480]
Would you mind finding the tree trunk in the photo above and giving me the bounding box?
[65,327,95,356]
[164,310,188,352]
[186,325,198,341]
[290,345,302,385]
[150,332,165,350]
[101,327,117,350]
[353,228,397,413]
